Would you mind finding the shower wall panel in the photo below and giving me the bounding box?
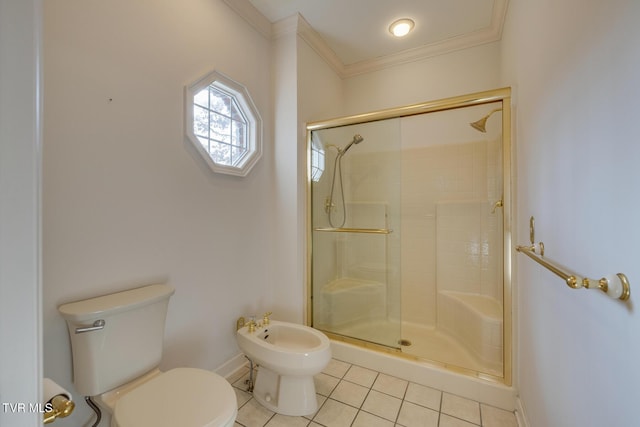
[400,140,491,327]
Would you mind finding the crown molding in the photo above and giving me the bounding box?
[225,0,509,79]
[343,26,502,77]
[221,0,272,39]
[342,0,509,77]
[271,14,299,38]
[271,14,344,77]
[293,15,345,77]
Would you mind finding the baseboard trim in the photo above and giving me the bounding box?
[515,396,530,427]
[215,352,248,380]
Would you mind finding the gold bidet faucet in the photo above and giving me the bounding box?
[247,316,257,333]
[262,312,272,326]
[239,312,272,333]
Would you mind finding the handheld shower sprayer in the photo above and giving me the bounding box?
[326,134,365,228]
[340,134,364,155]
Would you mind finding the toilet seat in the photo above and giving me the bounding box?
[113,368,237,427]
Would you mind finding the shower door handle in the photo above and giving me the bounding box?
[491,199,503,214]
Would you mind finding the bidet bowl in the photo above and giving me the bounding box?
[236,320,331,376]
[236,320,331,415]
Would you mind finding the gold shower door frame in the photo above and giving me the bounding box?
[305,87,513,386]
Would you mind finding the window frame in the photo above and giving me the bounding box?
[185,71,262,177]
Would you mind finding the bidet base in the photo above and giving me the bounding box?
[252,366,318,416]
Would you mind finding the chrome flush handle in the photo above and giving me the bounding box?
[75,319,105,334]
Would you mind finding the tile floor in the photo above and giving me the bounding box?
[228,359,518,427]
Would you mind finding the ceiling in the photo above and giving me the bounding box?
[243,0,509,76]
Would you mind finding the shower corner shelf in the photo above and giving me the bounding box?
[314,227,393,235]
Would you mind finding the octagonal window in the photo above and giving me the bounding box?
[185,71,262,176]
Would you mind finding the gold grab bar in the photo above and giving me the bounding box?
[314,227,393,234]
[516,217,630,301]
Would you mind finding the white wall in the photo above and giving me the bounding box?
[271,29,301,322]
[296,36,345,319]
[343,42,502,115]
[0,1,42,426]
[502,1,640,425]
[43,1,274,425]
[297,36,345,121]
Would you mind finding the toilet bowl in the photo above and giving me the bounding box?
[236,320,331,416]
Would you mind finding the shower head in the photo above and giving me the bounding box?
[341,134,364,155]
[470,108,503,133]
[470,116,489,133]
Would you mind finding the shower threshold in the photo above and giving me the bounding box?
[321,319,502,378]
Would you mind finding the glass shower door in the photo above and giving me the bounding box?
[397,102,506,377]
[310,118,401,349]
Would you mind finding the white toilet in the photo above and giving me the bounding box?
[236,319,331,416]
[59,284,237,427]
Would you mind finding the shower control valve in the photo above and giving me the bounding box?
[491,199,504,214]
[324,197,335,213]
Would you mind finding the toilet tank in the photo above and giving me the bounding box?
[58,284,175,396]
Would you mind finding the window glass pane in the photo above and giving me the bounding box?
[193,105,210,138]
[231,100,246,123]
[210,112,231,144]
[210,87,231,116]
[231,146,247,165]
[194,89,209,108]
[231,121,246,149]
[210,140,231,164]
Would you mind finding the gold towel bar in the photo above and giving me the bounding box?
[516,216,630,301]
[314,227,393,234]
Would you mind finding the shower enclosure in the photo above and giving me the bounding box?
[307,88,512,383]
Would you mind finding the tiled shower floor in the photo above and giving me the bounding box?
[228,359,517,427]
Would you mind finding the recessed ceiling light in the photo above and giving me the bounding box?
[389,18,415,38]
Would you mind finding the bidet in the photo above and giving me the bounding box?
[236,320,331,415]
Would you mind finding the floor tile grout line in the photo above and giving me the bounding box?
[352,376,375,424]
[262,410,276,427]
[356,406,404,426]
[309,387,336,426]
[440,392,484,427]
[439,388,444,424]
[391,374,410,425]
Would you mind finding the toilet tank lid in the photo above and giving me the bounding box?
[58,284,175,322]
